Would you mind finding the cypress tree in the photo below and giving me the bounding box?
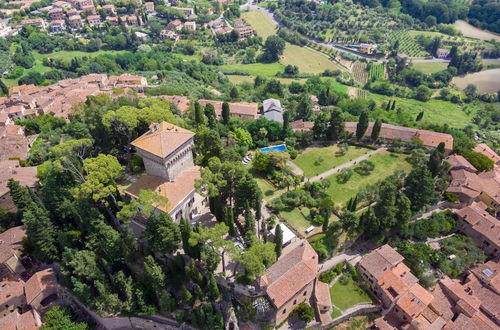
[391,100,396,110]
[221,102,230,124]
[194,101,205,126]
[350,194,358,212]
[437,142,445,155]
[416,111,424,121]
[7,179,31,214]
[385,100,391,111]
[356,111,369,140]
[23,204,58,261]
[274,224,283,257]
[322,214,329,232]
[428,148,443,177]
[180,218,192,257]
[371,119,382,141]
[207,272,220,300]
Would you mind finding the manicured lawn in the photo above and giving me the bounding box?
[412,62,448,74]
[367,92,476,129]
[219,62,284,76]
[241,11,276,41]
[281,44,341,74]
[325,151,412,206]
[331,307,342,319]
[330,277,373,310]
[293,145,372,178]
[280,207,311,235]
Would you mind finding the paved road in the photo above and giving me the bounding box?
[308,148,386,182]
[286,160,304,176]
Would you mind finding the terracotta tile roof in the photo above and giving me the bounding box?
[463,272,500,322]
[344,122,454,150]
[445,155,477,172]
[159,95,190,112]
[478,167,500,204]
[0,311,20,330]
[455,203,500,247]
[0,278,25,306]
[0,226,25,264]
[395,283,434,319]
[359,244,404,280]
[125,166,200,213]
[447,169,482,199]
[131,122,195,159]
[24,268,58,305]
[378,263,418,302]
[474,143,500,164]
[411,308,446,330]
[314,280,331,308]
[18,309,40,330]
[9,85,40,96]
[198,99,258,118]
[260,241,317,308]
[469,258,500,294]
[0,160,38,197]
[429,281,456,322]
[290,120,314,132]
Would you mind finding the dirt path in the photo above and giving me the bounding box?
[286,160,304,176]
[308,148,386,182]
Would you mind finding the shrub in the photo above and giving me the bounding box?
[319,269,338,283]
[337,168,353,183]
[444,192,458,202]
[290,302,315,323]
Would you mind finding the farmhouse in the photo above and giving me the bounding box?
[436,48,450,59]
[290,119,314,132]
[236,26,254,38]
[49,8,65,20]
[21,18,46,29]
[159,95,190,112]
[68,15,83,29]
[87,15,101,26]
[49,20,65,32]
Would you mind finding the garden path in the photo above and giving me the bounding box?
[308,148,386,182]
[286,160,304,176]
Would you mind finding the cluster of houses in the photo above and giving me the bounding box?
[20,0,153,32]
[0,226,62,329]
[0,73,149,213]
[360,244,499,329]
[211,18,255,38]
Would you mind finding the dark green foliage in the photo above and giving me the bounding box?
[416,111,424,121]
[356,111,369,140]
[371,119,382,141]
[461,150,494,172]
[221,102,230,124]
[428,148,444,176]
[40,306,89,330]
[262,35,286,62]
[405,166,438,212]
[274,224,283,257]
[404,210,458,240]
[144,213,181,254]
[291,302,315,323]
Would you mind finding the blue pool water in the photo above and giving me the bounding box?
[261,144,286,153]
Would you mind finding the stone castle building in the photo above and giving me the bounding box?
[125,122,205,223]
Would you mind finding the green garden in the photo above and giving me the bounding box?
[292,144,372,178]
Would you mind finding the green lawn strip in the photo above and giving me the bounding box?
[219,62,284,77]
[330,277,373,311]
[292,145,372,178]
[281,44,341,74]
[367,92,476,129]
[331,307,342,319]
[412,62,448,74]
[325,151,411,206]
[280,207,312,235]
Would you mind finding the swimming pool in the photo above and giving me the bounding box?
[260,144,286,153]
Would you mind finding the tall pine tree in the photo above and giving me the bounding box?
[274,224,283,257]
[371,119,382,141]
[356,111,369,140]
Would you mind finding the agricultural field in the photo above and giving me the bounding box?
[388,31,429,58]
[408,29,491,53]
[411,62,448,74]
[454,20,500,42]
[226,75,308,85]
[292,144,372,178]
[325,151,412,206]
[452,68,500,93]
[367,92,477,128]
[242,10,341,74]
[281,44,341,74]
[368,63,384,81]
[241,11,276,41]
[352,62,368,84]
[219,62,284,76]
